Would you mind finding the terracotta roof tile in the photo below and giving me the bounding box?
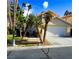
[38,10,58,17]
[62,15,72,25]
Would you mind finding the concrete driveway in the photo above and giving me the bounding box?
[46,31,72,45]
[7,46,72,59]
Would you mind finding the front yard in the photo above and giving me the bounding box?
[7,34,37,46]
[7,34,49,47]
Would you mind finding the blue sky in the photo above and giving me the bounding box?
[18,0,72,16]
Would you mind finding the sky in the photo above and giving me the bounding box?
[18,0,72,17]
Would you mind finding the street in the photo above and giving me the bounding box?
[8,46,72,59]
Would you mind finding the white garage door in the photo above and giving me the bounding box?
[46,26,66,37]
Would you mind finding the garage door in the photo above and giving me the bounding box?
[46,26,66,37]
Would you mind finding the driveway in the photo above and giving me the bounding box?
[46,31,72,45]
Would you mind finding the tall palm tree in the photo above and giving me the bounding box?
[16,3,26,39]
[16,14,26,37]
[24,4,32,37]
[35,16,43,43]
[28,5,32,13]
[7,0,14,33]
[42,11,52,43]
[26,14,42,43]
[22,2,26,7]
[64,10,69,16]
[7,1,12,30]
[16,4,26,38]
[12,0,18,46]
[21,2,26,14]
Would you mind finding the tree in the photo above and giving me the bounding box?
[22,2,26,7]
[69,12,72,15]
[64,10,72,16]
[12,0,18,46]
[23,4,32,37]
[28,5,32,12]
[16,4,27,39]
[7,0,18,46]
[16,14,26,37]
[16,3,32,38]
[64,10,69,16]
[7,0,15,33]
[35,16,43,43]
[42,11,52,43]
[21,2,26,14]
[25,14,42,43]
[7,1,12,30]
[16,2,27,38]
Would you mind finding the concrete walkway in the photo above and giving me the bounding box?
[7,45,72,59]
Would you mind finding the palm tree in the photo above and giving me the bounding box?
[7,1,12,30]
[24,4,32,37]
[28,5,32,13]
[16,3,32,38]
[35,16,43,43]
[42,11,52,43]
[16,14,26,37]
[22,2,26,7]
[21,2,26,14]
[12,0,18,46]
[7,0,15,34]
[64,10,69,16]
[26,14,42,43]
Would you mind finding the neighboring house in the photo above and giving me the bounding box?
[41,11,72,37]
[62,15,72,36]
[62,15,72,24]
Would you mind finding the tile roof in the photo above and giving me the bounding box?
[62,15,72,25]
[38,10,72,26]
[38,10,59,17]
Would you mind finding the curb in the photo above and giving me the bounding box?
[7,45,72,51]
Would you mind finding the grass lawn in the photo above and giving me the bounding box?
[7,34,21,40]
[7,34,49,46]
[7,34,38,46]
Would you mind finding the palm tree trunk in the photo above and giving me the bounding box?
[36,26,42,43]
[23,10,29,37]
[40,27,42,34]
[22,5,31,38]
[12,26,15,46]
[8,1,12,29]
[24,23,28,37]
[21,27,24,40]
[20,28,22,37]
[12,0,17,46]
[43,23,48,43]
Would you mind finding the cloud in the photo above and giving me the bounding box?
[43,1,48,9]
